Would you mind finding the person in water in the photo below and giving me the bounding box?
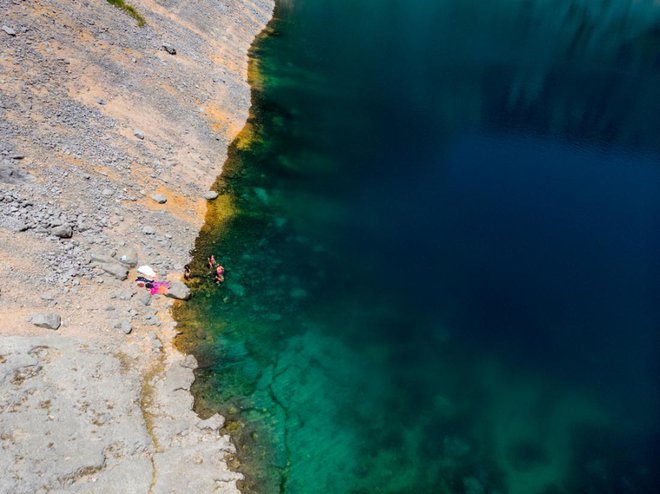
[215,264,225,284]
[183,264,192,281]
[207,255,216,270]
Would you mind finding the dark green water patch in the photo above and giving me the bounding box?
[175,1,660,493]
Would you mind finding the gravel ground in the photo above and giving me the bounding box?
[0,0,273,492]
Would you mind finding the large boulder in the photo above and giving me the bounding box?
[165,281,190,300]
[90,251,116,264]
[116,246,138,267]
[30,313,61,330]
[99,262,129,280]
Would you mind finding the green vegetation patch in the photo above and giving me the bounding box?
[106,0,146,27]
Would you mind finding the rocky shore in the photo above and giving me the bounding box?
[0,0,273,492]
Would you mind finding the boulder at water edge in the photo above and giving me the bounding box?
[165,281,190,300]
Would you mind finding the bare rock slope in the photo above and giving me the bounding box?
[0,0,273,492]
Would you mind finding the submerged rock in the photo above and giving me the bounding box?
[227,283,245,297]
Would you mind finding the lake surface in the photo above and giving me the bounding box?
[175,0,660,492]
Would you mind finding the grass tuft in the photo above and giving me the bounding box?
[106,0,146,27]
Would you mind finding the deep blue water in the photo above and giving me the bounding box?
[176,1,660,492]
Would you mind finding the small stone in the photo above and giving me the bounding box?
[142,226,155,235]
[51,224,73,238]
[2,26,16,36]
[117,290,134,301]
[203,191,218,200]
[113,320,132,335]
[30,313,61,330]
[95,97,106,105]
[136,291,151,306]
[162,44,176,55]
[148,333,162,351]
[102,188,113,197]
[150,193,167,204]
[134,129,145,140]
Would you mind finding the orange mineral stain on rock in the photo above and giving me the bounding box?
[137,186,207,225]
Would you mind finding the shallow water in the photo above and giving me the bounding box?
[175,1,660,492]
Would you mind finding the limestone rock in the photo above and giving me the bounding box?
[3,217,28,232]
[134,129,145,140]
[99,262,129,280]
[113,320,133,334]
[165,281,190,300]
[117,246,138,267]
[51,224,73,238]
[90,251,116,264]
[136,290,151,306]
[162,44,177,55]
[2,26,16,36]
[203,191,218,200]
[30,313,61,330]
[180,354,197,369]
[196,413,225,431]
[151,193,167,204]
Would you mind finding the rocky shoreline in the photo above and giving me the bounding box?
[0,0,273,492]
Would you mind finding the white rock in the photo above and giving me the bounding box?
[151,193,167,204]
[30,313,61,330]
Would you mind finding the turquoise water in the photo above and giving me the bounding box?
[176,1,660,492]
